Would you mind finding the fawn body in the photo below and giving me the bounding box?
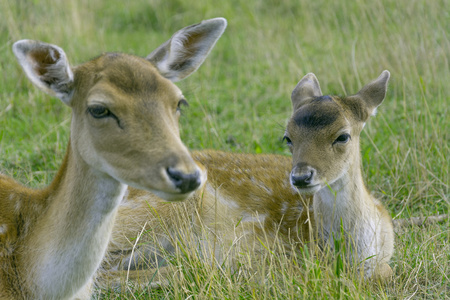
[285,71,394,278]
[100,151,313,288]
[0,18,226,299]
[100,72,394,289]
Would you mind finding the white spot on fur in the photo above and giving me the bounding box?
[0,224,7,235]
[14,199,21,212]
[256,180,273,195]
[230,177,244,185]
[206,185,240,209]
[241,213,266,224]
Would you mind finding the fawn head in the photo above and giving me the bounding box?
[13,18,227,201]
[284,71,390,193]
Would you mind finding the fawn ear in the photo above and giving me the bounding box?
[291,73,322,111]
[147,18,227,82]
[351,70,390,117]
[13,40,74,106]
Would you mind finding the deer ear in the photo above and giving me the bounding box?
[291,73,322,111]
[147,18,227,82]
[352,70,390,116]
[13,40,74,106]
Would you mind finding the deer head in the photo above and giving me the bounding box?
[284,71,390,193]
[13,18,227,201]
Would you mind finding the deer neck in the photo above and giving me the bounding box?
[313,149,371,240]
[22,140,127,299]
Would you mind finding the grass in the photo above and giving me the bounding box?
[0,0,448,298]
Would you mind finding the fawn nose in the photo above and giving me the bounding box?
[167,167,201,194]
[291,168,315,189]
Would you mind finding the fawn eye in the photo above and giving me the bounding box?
[88,105,110,118]
[333,133,351,145]
[283,135,293,146]
[177,99,189,112]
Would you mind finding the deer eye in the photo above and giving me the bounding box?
[283,135,293,146]
[333,133,351,145]
[88,105,110,118]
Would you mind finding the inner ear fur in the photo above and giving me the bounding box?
[146,18,227,82]
[347,70,390,120]
[13,40,74,105]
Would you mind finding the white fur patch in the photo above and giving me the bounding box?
[0,224,7,235]
[206,184,240,209]
[253,177,273,195]
[280,202,289,214]
[241,213,266,224]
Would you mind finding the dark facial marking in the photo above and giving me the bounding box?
[293,103,338,128]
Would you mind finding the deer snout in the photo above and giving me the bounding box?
[166,167,202,194]
[290,164,316,189]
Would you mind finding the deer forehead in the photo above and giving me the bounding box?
[74,53,182,108]
[289,96,349,137]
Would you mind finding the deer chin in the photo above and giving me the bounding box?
[151,189,197,202]
[119,179,195,202]
[292,184,321,195]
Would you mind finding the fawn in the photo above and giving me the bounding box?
[99,72,394,291]
[284,71,394,278]
[0,18,226,299]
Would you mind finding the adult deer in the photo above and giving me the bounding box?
[99,72,396,290]
[0,18,226,300]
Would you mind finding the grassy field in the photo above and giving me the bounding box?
[0,0,448,298]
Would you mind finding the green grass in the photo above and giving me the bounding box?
[0,0,449,298]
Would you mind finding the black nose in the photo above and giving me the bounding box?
[167,168,201,194]
[291,170,314,188]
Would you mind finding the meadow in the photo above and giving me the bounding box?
[0,0,448,298]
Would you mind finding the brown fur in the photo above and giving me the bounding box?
[98,151,314,290]
[98,72,396,289]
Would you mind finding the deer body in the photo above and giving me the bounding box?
[0,18,226,299]
[99,151,314,288]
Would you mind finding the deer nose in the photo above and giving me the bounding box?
[166,168,201,194]
[291,170,314,188]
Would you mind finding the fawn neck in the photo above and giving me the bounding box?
[314,143,371,238]
[22,141,127,297]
